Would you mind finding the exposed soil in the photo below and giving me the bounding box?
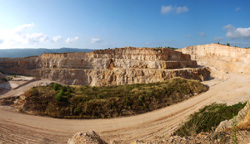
[1,70,250,143]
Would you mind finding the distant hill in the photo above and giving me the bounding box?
[0,48,95,58]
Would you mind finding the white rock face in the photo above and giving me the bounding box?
[0,47,210,86]
[179,43,250,73]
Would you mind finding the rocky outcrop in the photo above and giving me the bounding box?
[238,103,250,130]
[237,100,250,130]
[0,47,210,86]
[216,100,250,132]
[67,131,107,144]
[179,43,250,73]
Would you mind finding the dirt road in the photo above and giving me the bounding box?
[1,73,250,143]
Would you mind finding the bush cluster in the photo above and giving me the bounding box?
[175,102,246,137]
[23,77,208,119]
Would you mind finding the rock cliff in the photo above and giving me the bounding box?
[179,43,250,73]
[0,47,210,86]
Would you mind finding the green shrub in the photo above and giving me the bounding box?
[66,86,72,93]
[232,115,238,144]
[23,77,208,119]
[52,83,61,91]
[175,102,246,137]
[1,78,8,82]
[1,76,15,82]
[55,89,64,102]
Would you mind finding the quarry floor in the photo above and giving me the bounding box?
[1,71,250,143]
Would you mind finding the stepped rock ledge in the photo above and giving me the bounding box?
[179,43,250,74]
[0,47,210,86]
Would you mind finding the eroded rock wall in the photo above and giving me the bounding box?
[179,43,250,73]
[33,67,210,86]
[0,47,210,86]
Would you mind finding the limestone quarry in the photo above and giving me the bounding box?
[179,43,250,73]
[0,47,210,86]
[1,44,250,144]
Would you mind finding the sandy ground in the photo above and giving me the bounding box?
[0,79,52,99]
[0,72,250,143]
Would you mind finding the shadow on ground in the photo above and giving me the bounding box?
[0,82,11,96]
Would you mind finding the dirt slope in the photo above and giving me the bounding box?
[1,71,250,143]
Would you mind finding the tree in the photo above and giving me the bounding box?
[217,42,220,44]
[227,43,230,46]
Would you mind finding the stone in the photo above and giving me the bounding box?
[0,47,210,86]
[216,100,250,132]
[237,101,250,130]
[67,131,107,144]
[179,43,250,74]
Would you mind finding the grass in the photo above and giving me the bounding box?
[22,77,207,119]
[175,102,246,137]
[232,115,238,144]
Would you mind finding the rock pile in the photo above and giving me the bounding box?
[67,131,107,144]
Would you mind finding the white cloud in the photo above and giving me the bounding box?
[161,5,189,14]
[176,6,189,14]
[185,34,192,38]
[224,24,234,30]
[199,32,207,37]
[0,23,49,48]
[52,35,62,42]
[90,38,101,43]
[26,33,48,44]
[161,5,173,14]
[224,24,250,39]
[235,7,241,11]
[66,36,79,43]
[14,23,35,33]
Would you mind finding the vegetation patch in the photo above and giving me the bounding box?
[22,77,207,119]
[0,96,19,106]
[175,102,246,137]
[1,75,18,82]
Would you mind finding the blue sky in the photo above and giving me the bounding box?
[0,0,249,49]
